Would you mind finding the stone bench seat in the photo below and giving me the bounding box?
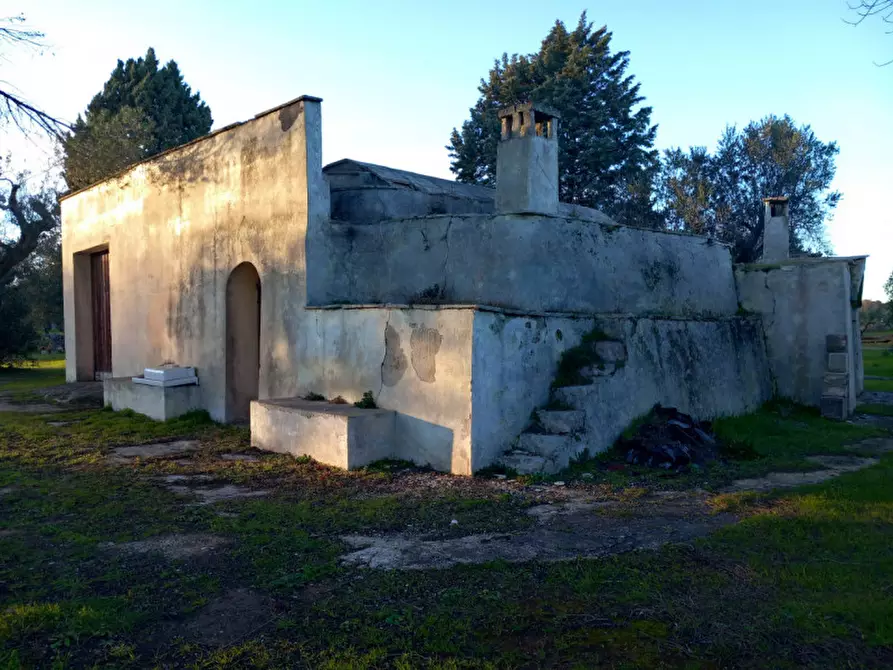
[250,398,395,469]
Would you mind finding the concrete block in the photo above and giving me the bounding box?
[821,395,848,421]
[594,340,626,363]
[826,334,848,353]
[822,385,847,398]
[518,433,573,458]
[501,451,548,474]
[827,352,849,373]
[823,372,849,390]
[250,398,395,469]
[104,377,202,421]
[536,410,585,434]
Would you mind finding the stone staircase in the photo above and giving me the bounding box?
[501,333,628,474]
[821,333,852,420]
[502,409,586,474]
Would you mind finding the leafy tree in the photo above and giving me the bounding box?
[62,48,212,191]
[0,164,59,362]
[0,283,38,364]
[447,13,657,221]
[885,269,893,324]
[0,163,59,288]
[656,116,840,263]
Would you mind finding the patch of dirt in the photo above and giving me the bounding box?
[38,382,104,408]
[721,455,879,493]
[341,492,733,570]
[107,440,200,463]
[101,533,229,560]
[219,453,260,462]
[0,401,67,414]
[47,420,78,427]
[0,487,15,497]
[166,484,270,505]
[845,437,893,454]
[850,414,893,430]
[166,588,274,648]
[859,391,893,405]
[0,530,18,538]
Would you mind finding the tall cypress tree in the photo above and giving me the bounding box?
[62,48,212,191]
[447,13,657,221]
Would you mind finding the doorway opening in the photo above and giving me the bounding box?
[90,250,112,380]
[225,262,261,422]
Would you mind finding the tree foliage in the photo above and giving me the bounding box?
[447,13,657,221]
[62,48,212,191]
[0,164,59,288]
[656,116,840,263]
[0,164,59,362]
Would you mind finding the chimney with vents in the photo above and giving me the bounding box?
[495,102,560,215]
[762,196,790,262]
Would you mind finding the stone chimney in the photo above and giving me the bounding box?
[761,196,790,262]
[495,103,560,215]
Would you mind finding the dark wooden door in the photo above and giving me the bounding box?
[90,250,112,379]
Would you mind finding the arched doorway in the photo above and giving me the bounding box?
[226,262,261,422]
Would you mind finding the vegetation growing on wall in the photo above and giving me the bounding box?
[551,328,612,388]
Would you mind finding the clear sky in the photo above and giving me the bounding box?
[3,0,891,298]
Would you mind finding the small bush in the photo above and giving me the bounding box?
[353,391,377,409]
[304,392,326,401]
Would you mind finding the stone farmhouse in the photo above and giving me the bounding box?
[61,96,867,475]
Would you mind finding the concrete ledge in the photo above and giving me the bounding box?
[103,377,203,421]
[250,398,395,469]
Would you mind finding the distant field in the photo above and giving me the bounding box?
[863,330,893,347]
[0,357,66,396]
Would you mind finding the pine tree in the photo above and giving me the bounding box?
[447,13,657,220]
[62,48,212,191]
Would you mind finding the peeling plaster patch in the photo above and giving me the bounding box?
[381,323,407,387]
[410,326,443,383]
[279,104,301,132]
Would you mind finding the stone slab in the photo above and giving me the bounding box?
[250,398,395,469]
[104,377,202,421]
[826,334,848,353]
[536,410,585,435]
[594,340,626,363]
[518,433,572,458]
[821,395,848,420]
[827,352,849,374]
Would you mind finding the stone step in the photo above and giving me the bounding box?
[518,432,574,458]
[536,409,585,435]
[501,451,548,474]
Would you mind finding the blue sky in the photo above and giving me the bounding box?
[5,0,892,298]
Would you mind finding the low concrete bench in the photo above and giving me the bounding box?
[250,398,395,469]
[104,377,202,421]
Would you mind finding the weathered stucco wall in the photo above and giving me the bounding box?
[62,97,327,421]
[296,306,476,474]
[735,259,863,408]
[471,312,773,471]
[310,215,739,317]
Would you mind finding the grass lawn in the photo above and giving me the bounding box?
[0,357,66,399]
[1,369,893,667]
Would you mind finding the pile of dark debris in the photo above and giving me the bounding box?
[618,405,721,472]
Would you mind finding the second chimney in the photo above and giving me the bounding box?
[495,102,560,215]
[761,196,790,262]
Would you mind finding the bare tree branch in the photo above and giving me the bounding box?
[0,14,70,138]
[845,0,893,64]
